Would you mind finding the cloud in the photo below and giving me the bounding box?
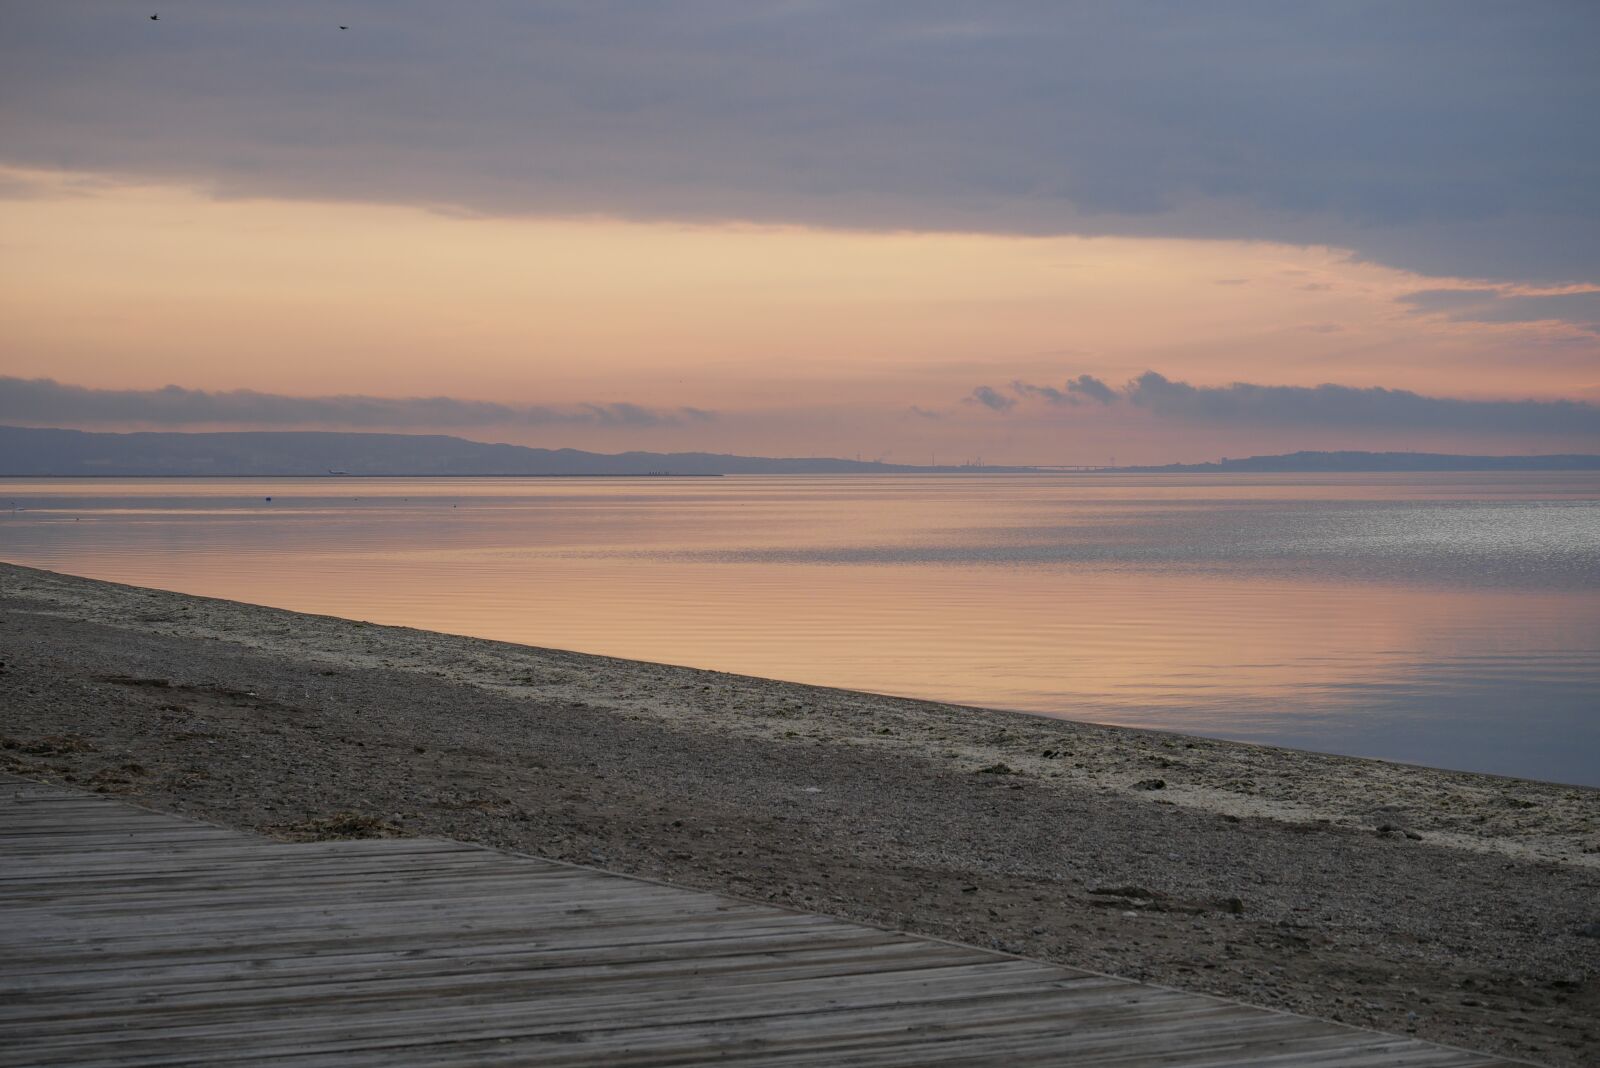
[1066,374,1116,405]
[1010,374,1116,406]
[0,377,708,429]
[1010,380,1069,405]
[1399,288,1600,332]
[1399,288,1507,313]
[1120,372,1600,436]
[969,371,1600,436]
[964,386,1015,412]
[1,3,1596,282]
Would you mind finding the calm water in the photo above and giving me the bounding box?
[3,474,1597,786]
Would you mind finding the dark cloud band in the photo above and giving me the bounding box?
[1400,289,1600,333]
[986,372,1600,436]
[2,3,1596,283]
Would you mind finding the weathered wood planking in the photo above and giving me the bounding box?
[0,774,1522,1067]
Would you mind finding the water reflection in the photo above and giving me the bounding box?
[3,474,1597,784]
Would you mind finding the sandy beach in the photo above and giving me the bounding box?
[2,561,1595,1065]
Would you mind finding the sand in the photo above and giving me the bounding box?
[2,561,1596,1065]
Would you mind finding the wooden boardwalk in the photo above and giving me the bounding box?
[0,774,1519,1067]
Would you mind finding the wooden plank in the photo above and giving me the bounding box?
[0,893,809,948]
[0,839,488,877]
[0,938,970,1007]
[0,978,1150,1064]
[0,912,856,974]
[2,927,915,994]
[0,946,1058,1028]
[0,870,733,915]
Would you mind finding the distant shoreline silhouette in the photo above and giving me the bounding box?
[0,425,1596,477]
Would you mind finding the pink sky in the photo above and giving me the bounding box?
[2,6,1597,463]
[2,168,1595,463]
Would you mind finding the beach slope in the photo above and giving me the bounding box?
[2,562,1595,1065]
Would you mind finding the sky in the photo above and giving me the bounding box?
[2,2,1597,464]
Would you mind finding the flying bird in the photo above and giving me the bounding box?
[149,13,159,20]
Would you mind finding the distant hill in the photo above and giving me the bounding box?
[0,425,965,476]
[1124,450,1600,472]
[0,427,1595,476]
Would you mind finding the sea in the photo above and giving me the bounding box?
[2,473,1597,786]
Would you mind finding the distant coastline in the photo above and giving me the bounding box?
[0,424,1019,477]
[2,425,1597,477]
[1122,449,1600,473]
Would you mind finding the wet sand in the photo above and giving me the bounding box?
[2,562,1596,1065]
